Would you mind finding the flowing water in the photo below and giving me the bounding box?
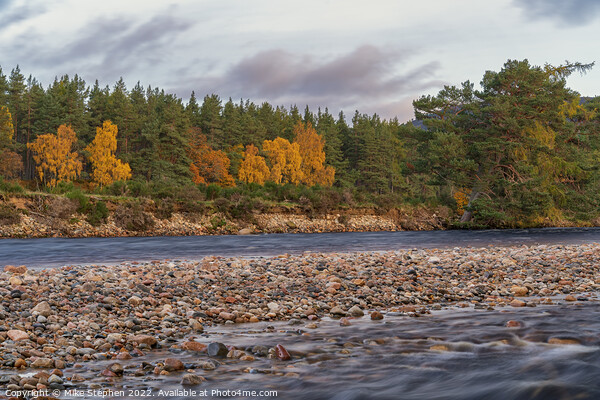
[3,227,600,268]
[3,299,595,400]
[2,230,600,399]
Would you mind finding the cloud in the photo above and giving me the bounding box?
[0,0,47,32]
[513,0,600,26]
[179,45,443,121]
[5,9,193,82]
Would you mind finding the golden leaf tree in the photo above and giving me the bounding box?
[262,137,303,184]
[28,124,83,187]
[238,144,270,184]
[0,106,14,147]
[188,128,235,186]
[293,121,335,186]
[86,121,132,187]
[0,106,23,179]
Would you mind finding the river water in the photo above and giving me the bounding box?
[3,227,600,268]
[40,300,600,400]
[1,229,600,399]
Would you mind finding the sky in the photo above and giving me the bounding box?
[1,0,600,122]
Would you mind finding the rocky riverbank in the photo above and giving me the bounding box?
[0,244,599,394]
[0,194,452,239]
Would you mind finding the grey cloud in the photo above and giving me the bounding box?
[6,10,193,82]
[514,0,600,26]
[0,1,47,32]
[179,45,443,120]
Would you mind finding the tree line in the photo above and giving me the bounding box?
[1,59,600,227]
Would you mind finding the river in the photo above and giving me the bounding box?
[3,227,600,268]
[1,229,599,399]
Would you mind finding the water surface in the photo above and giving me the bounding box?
[2,227,600,268]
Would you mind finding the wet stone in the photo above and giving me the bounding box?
[207,342,229,358]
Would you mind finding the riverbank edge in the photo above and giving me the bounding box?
[1,193,596,239]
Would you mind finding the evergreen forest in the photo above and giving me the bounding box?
[1,59,600,228]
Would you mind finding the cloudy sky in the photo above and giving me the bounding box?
[1,0,599,122]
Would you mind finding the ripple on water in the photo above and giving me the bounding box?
[3,302,600,400]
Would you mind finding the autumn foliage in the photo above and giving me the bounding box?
[293,121,335,186]
[86,121,132,187]
[28,124,83,187]
[238,144,270,184]
[0,106,13,147]
[262,137,303,184]
[188,128,235,186]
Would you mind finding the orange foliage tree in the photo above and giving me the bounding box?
[293,121,335,186]
[238,144,270,184]
[262,137,303,184]
[188,128,235,186]
[28,124,83,187]
[86,120,132,187]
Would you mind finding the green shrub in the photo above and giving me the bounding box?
[50,181,75,194]
[103,180,128,196]
[65,189,90,214]
[87,201,109,226]
[210,215,226,229]
[213,197,230,213]
[204,184,222,200]
[126,181,151,197]
[0,177,25,194]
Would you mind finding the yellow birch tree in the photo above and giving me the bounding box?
[0,106,13,147]
[86,120,132,187]
[262,137,303,184]
[28,124,83,187]
[238,144,270,184]
[293,121,335,186]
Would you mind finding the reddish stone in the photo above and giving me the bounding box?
[275,344,291,361]
[100,369,117,377]
[164,358,185,371]
[506,320,522,328]
[182,341,207,352]
[370,311,384,320]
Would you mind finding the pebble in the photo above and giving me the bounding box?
[348,305,364,317]
[510,300,526,308]
[330,306,346,316]
[370,311,384,320]
[511,286,529,297]
[7,329,29,342]
[164,358,185,371]
[275,344,291,361]
[31,301,54,316]
[181,373,205,385]
[506,320,522,328]
[31,358,54,368]
[207,342,229,358]
[0,242,596,388]
[182,341,207,352]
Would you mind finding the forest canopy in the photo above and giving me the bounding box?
[1,59,599,227]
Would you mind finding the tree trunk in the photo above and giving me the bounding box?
[459,189,480,223]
